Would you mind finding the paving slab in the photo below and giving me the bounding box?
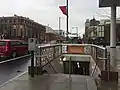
[0,73,97,90]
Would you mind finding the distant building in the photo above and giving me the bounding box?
[54,30,65,41]
[96,19,120,45]
[45,26,58,42]
[0,14,46,43]
[82,34,85,43]
[84,18,100,43]
[85,18,120,45]
[54,30,65,36]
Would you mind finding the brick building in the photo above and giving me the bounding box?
[0,14,46,43]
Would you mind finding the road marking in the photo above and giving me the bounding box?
[0,54,31,64]
[0,71,28,88]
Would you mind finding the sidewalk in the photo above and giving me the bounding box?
[0,73,97,90]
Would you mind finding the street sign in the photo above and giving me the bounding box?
[99,0,120,7]
[28,38,37,51]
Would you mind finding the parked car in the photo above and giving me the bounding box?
[0,39,28,58]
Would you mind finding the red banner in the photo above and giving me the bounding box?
[59,6,67,15]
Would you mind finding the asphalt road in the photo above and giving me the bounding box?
[0,57,31,85]
[0,43,53,85]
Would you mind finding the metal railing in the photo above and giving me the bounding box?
[31,44,107,76]
[35,44,62,67]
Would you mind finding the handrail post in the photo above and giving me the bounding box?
[108,52,110,82]
[53,46,55,58]
[91,46,93,58]
[96,47,98,61]
[105,48,107,71]
[61,44,62,54]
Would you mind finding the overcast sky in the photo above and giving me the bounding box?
[0,0,120,36]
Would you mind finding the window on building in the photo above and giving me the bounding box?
[97,25,104,37]
[11,19,14,24]
[63,32,65,36]
[1,20,2,23]
[101,31,104,37]
[1,20,4,24]
[9,20,12,23]
[4,20,6,24]
[12,29,16,36]
[21,29,23,37]
[14,19,16,23]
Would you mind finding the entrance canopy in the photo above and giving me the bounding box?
[99,0,120,7]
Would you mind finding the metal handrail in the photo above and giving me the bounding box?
[37,44,106,51]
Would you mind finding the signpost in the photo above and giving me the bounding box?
[28,38,37,77]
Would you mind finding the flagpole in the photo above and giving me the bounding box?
[66,0,69,42]
[66,0,71,89]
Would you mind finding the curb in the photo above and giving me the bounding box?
[0,54,31,64]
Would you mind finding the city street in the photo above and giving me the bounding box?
[0,57,31,85]
[0,43,51,85]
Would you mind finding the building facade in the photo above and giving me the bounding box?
[0,15,46,43]
[54,30,65,36]
[45,26,58,43]
[96,19,120,45]
[84,18,100,43]
[85,18,120,45]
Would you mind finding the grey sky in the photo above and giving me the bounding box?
[0,0,119,35]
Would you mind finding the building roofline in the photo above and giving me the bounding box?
[0,15,45,27]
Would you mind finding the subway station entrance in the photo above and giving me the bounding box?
[63,61,90,75]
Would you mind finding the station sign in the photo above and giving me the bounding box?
[28,38,37,51]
